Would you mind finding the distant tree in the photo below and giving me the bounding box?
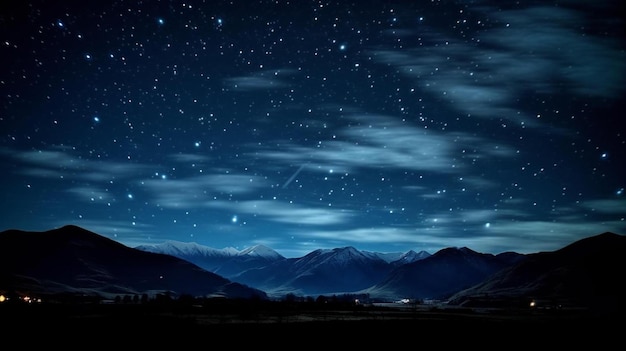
[154,292,173,305]
[284,293,297,303]
[316,295,328,304]
[178,294,195,306]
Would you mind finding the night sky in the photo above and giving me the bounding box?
[1,1,624,258]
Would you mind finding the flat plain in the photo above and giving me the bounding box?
[1,301,617,347]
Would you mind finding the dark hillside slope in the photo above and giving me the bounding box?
[364,246,520,300]
[0,225,267,300]
[447,232,626,314]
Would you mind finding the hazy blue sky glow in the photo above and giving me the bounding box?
[1,0,624,257]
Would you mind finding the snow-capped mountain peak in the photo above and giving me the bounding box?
[136,240,239,258]
[238,244,284,260]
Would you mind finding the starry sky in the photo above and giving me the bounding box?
[1,0,624,258]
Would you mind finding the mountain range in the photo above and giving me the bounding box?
[1,225,624,315]
[0,225,266,301]
[136,241,433,298]
[447,231,626,313]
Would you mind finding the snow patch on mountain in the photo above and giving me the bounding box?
[135,241,278,259]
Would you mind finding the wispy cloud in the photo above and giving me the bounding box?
[580,199,626,215]
[303,227,420,243]
[142,174,269,208]
[66,186,114,203]
[371,5,625,128]
[168,153,211,163]
[486,6,625,98]
[257,114,517,174]
[207,199,354,225]
[224,68,297,91]
[2,147,152,181]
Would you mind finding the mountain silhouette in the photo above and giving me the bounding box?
[136,241,285,278]
[362,246,524,301]
[2,224,623,315]
[232,246,394,297]
[0,225,267,300]
[447,232,626,314]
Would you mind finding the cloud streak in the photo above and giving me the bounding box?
[207,200,354,226]
[257,114,517,174]
[142,174,269,208]
[224,68,297,91]
[371,5,625,129]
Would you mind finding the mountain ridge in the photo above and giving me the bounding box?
[0,225,267,301]
[1,225,623,315]
[447,231,626,313]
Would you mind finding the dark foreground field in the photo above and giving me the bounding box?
[0,301,619,347]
